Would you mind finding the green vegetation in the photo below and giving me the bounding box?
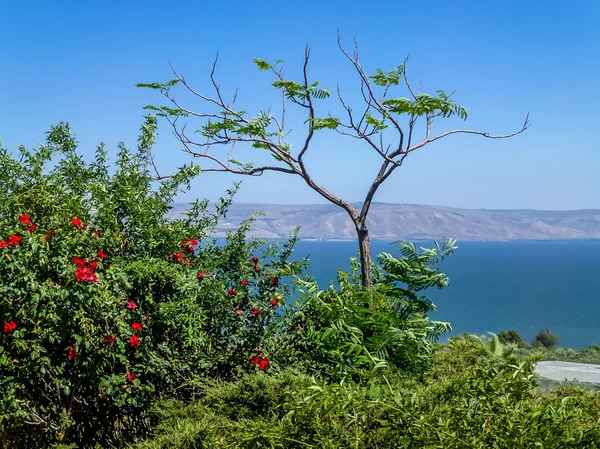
[534,328,561,348]
[1,119,599,448]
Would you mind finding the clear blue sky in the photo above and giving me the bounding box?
[1,1,599,210]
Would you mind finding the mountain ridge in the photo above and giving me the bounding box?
[168,202,600,241]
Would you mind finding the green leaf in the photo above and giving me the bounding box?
[253,58,272,71]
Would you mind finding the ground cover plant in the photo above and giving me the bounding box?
[0,117,304,448]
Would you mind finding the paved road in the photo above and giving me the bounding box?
[535,361,600,384]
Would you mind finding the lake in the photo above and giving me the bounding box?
[289,240,600,349]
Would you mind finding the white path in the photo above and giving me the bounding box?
[535,361,600,384]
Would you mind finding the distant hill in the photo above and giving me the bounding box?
[168,202,600,241]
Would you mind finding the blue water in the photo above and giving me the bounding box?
[290,240,600,349]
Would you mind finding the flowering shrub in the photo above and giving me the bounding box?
[0,116,304,447]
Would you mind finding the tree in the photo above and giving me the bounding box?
[534,328,560,348]
[138,36,529,289]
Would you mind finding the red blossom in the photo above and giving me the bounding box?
[270,299,280,307]
[7,235,21,246]
[250,356,260,365]
[189,238,199,245]
[170,253,184,263]
[97,250,107,259]
[105,335,116,344]
[3,320,17,333]
[26,224,36,232]
[0,241,6,248]
[125,373,137,382]
[271,277,279,285]
[67,346,79,360]
[129,335,141,347]
[92,230,101,237]
[44,236,50,242]
[18,215,31,225]
[241,280,249,286]
[182,244,194,254]
[197,270,206,278]
[75,266,99,283]
[254,266,261,273]
[131,322,143,331]
[70,217,82,227]
[227,289,237,296]
[72,256,86,266]
[126,301,137,310]
[89,260,98,269]
[47,230,57,236]
[258,357,270,371]
[234,307,243,316]
[241,296,249,303]
[251,308,260,316]
[251,257,259,264]
[253,349,263,356]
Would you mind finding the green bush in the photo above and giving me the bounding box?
[134,339,600,448]
[498,329,529,347]
[271,240,455,381]
[534,328,560,348]
[0,117,304,447]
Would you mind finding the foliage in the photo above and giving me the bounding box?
[498,329,529,347]
[134,338,600,449]
[270,240,455,381]
[534,328,560,348]
[0,117,305,447]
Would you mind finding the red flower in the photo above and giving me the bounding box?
[89,260,98,269]
[250,356,260,365]
[197,270,206,278]
[241,280,249,286]
[271,277,279,285]
[253,349,264,356]
[131,322,143,331]
[72,256,86,266]
[75,266,99,283]
[70,217,82,227]
[189,238,199,245]
[92,230,101,237]
[7,235,21,246]
[251,257,259,264]
[82,223,88,230]
[47,230,57,236]
[129,335,141,347]
[3,320,17,333]
[234,307,243,316]
[126,301,137,310]
[67,346,79,360]
[105,335,116,344]
[97,250,107,259]
[251,308,260,316]
[227,289,237,296]
[44,236,50,242]
[258,357,270,371]
[26,224,36,232]
[182,244,194,255]
[241,296,249,303]
[18,215,31,225]
[254,266,260,273]
[270,299,280,307]
[0,241,6,248]
[125,373,137,382]
[170,253,184,263]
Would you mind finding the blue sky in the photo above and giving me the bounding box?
[1,1,598,210]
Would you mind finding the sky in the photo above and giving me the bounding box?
[1,1,599,210]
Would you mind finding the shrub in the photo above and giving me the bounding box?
[0,117,304,447]
[498,329,528,347]
[534,328,560,348]
[271,240,455,380]
[134,339,600,449]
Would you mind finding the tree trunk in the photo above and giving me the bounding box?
[356,221,373,290]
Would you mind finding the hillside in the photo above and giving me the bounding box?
[168,202,600,241]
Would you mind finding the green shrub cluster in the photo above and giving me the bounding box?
[135,338,600,448]
[0,118,304,447]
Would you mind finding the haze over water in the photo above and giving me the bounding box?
[293,240,600,349]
